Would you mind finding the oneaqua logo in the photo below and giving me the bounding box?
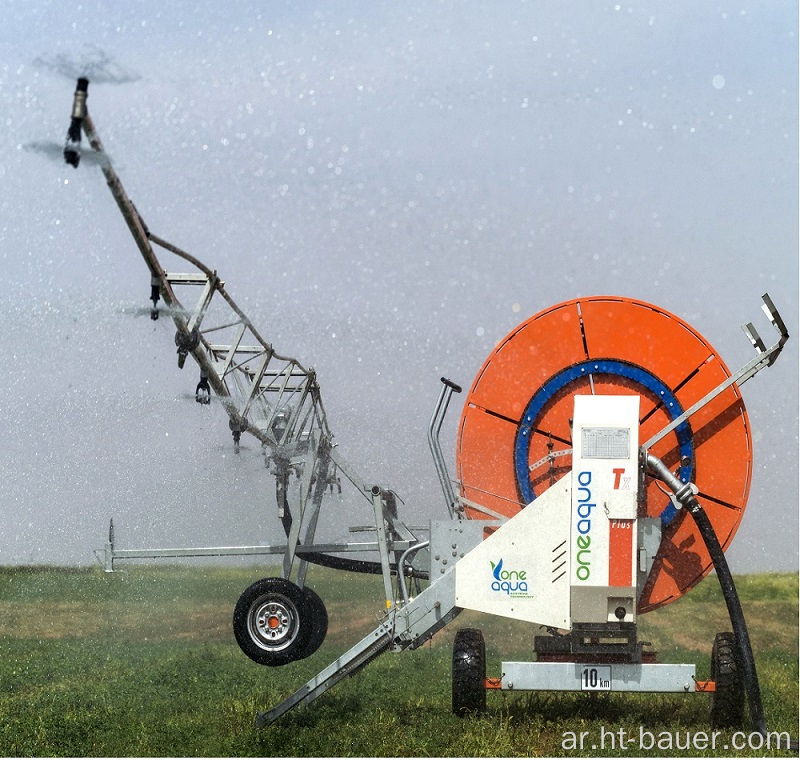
[575,470,594,581]
[490,558,529,595]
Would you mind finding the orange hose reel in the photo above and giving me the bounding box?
[456,296,751,613]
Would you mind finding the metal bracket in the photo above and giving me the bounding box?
[428,377,462,519]
[92,520,420,574]
[255,569,459,726]
[643,293,788,450]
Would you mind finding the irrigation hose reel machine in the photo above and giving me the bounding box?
[61,79,791,733]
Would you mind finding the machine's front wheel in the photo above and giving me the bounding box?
[452,628,487,716]
[710,631,745,728]
[233,577,311,666]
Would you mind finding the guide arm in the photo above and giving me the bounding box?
[643,293,788,450]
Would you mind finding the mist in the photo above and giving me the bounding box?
[1,1,797,573]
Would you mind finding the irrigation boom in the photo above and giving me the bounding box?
[68,79,427,599]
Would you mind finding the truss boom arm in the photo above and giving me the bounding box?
[77,100,331,454]
[67,78,424,590]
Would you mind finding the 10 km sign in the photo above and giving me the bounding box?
[581,666,612,691]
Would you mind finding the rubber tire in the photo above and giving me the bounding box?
[233,577,311,667]
[710,631,745,728]
[296,586,328,660]
[452,628,487,716]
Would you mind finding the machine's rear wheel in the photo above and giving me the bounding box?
[710,631,745,728]
[452,628,487,716]
[233,577,311,666]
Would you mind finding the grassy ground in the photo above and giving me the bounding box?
[0,564,796,757]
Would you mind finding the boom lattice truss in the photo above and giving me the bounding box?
[69,79,433,602]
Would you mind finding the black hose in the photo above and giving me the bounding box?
[297,549,427,579]
[684,501,766,733]
[645,453,800,750]
[688,499,799,752]
[276,476,429,580]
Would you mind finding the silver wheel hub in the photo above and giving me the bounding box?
[249,596,298,651]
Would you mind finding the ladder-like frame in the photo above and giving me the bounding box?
[67,79,428,599]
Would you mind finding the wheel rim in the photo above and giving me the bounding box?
[248,595,299,652]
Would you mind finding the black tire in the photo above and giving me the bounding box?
[296,586,328,659]
[452,628,486,716]
[710,631,745,728]
[233,577,312,666]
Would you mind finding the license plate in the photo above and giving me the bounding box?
[580,666,612,691]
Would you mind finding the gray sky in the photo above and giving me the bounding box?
[1,1,797,574]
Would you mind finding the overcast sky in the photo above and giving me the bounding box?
[1,1,797,576]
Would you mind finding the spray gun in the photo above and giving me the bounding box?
[64,78,89,168]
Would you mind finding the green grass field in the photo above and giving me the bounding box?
[0,564,796,757]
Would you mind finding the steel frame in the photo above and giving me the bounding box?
[500,662,698,693]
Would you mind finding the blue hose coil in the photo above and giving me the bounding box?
[513,359,692,525]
